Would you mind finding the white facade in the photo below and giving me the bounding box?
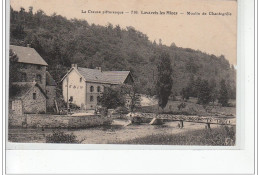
[62,65,134,110]
[62,69,107,110]
[62,69,87,109]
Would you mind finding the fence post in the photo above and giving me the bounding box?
[178,120,184,128]
[205,123,211,129]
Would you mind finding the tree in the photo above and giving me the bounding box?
[120,84,139,112]
[218,79,229,106]
[182,75,196,99]
[197,80,211,105]
[156,52,173,110]
[99,86,125,109]
[9,49,19,84]
[181,87,190,101]
[194,77,202,98]
[9,49,20,97]
[209,78,218,104]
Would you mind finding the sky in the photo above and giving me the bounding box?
[10,0,237,65]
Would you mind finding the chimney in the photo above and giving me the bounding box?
[27,44,31,48]
[72,64,78,69]
[96,67,102,71]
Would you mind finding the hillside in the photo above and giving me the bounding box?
[9,7,236,95]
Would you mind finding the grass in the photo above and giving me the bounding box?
[115,126,236,146]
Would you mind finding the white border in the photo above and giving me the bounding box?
[3,0,256,174]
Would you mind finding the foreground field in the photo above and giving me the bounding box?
[115,126,235,146]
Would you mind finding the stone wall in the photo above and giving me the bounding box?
[17,63,47,90]
[23,86,46,113]
[8,114,110,129]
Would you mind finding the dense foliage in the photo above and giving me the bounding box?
[10,7,236,95]
[100,86,125,109]
[218,79,229,106]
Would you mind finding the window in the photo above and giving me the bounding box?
[37,65,41,70]
[97,96,101,103]
[97,86,101,92]
[69,96,73,102]
[90,96,94,102]
[80,77,82,82]
[36,74,42,83]
[90,86,94,92]
[21,73,27,82]
[33,93,36,100]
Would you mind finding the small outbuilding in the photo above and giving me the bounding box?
[9,82,48,115]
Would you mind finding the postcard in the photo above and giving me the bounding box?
[7,0,237,146]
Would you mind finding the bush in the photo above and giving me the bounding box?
[98,107,108,117]
[177,102,186,110]
[69,103,80,110]
[46,130,81,143]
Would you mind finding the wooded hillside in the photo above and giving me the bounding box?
[9,7,236,95]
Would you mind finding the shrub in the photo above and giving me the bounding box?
[177,102,186,110]
[99,107,108,117]
[46,130,81,143]
[69,103,80,110]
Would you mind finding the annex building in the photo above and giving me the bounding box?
[9,45,57,114]
[61,64,134,110]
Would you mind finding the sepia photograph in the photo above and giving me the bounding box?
[8,0,237,146]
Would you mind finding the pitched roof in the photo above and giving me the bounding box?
[46,71,57,86]
[10,82,47,100]
[10,45,48,66]
[103,71,132,84]
[71,67,132,84]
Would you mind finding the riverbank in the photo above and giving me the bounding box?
[9,119,231,144]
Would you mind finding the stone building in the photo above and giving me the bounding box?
[10,82,47,114]
[9,45,56,114]
[61,64,134,110]
[10,45,48,90]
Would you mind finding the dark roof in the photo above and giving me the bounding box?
[76,67,131,84]
[46,71,57,86]
[103,71,132,84]
[10,45,48,66]
[10,82,47,100]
